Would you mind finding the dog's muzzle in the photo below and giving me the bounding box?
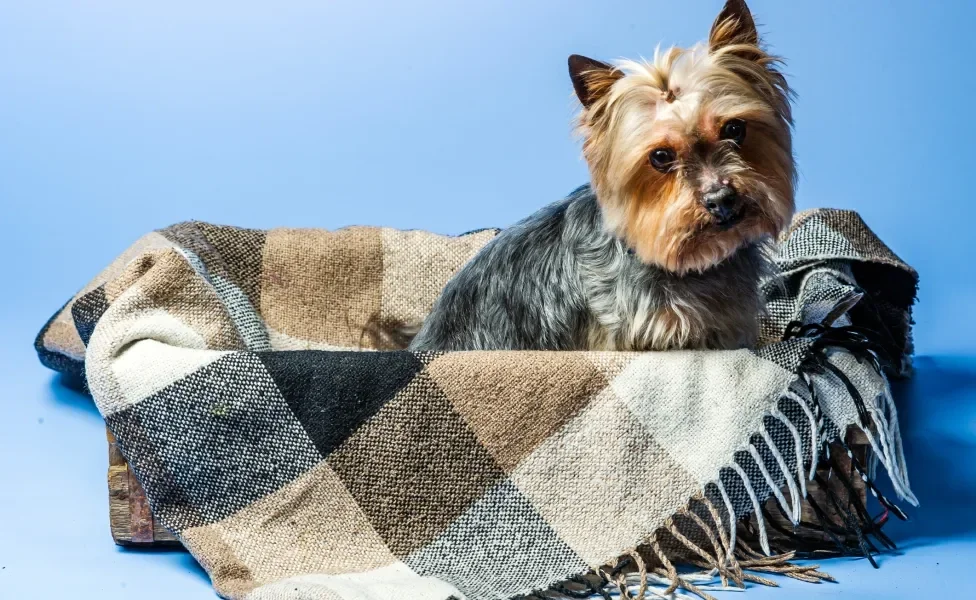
[701,184,742,227]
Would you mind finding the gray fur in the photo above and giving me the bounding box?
[408,185,768,352]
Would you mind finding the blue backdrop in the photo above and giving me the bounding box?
[1,1,974,598]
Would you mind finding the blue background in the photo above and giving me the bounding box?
[1,0,974,598]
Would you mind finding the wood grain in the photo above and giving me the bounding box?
[758,429,873,552]
[106,429,181,547]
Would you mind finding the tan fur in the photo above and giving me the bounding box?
[574,5,795,275]
[586,305,700,351]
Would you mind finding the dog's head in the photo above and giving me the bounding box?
[570,0,795,274]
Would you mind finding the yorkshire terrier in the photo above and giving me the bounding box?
[408,0,795,352]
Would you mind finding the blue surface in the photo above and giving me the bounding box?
[0,0,974,598]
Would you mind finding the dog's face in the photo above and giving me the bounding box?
[570,0,795,275]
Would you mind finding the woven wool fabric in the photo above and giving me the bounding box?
[35,202,919,600]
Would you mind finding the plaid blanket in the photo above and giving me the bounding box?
[35,205,918,600]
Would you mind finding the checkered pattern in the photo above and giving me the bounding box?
[35,208,918,600]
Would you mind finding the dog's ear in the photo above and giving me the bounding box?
[568,54,622,108]
[709,0,759,51]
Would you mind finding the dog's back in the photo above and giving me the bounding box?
[408,186,597,351]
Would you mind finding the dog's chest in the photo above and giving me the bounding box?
[585,285,711,351]
[581,256,758,351]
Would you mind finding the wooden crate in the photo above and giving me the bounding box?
[107,429,181,546]
[757,429,873,553]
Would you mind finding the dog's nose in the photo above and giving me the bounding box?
[701,185,739,224]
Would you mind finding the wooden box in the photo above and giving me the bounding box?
[755,429,875,555]
[107,430,180,546]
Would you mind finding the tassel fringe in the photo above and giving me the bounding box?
[524,321,915,599]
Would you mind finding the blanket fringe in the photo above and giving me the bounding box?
[529,321,915,598]
[524,542,834,600]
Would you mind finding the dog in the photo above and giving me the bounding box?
[407,0,795,352]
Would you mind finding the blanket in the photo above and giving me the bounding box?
[35,205,919,600]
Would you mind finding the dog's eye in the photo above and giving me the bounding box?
[649,148,677,172]
[720,119,747,145]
